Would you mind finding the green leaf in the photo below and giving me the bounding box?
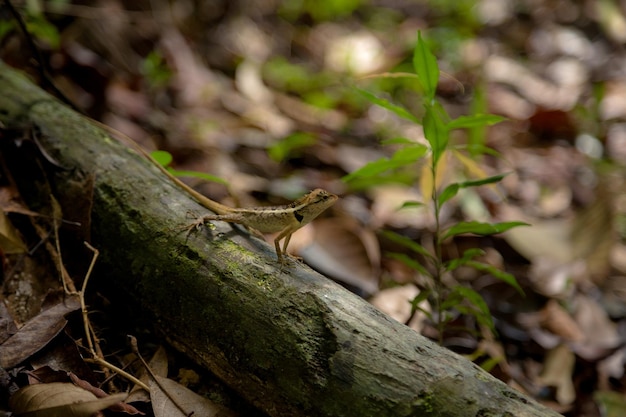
[342,157,399,182]
[423,105,448,165]
[413,31,439,101]
[441,221,529,241]
[381,230,432,258]
[445,248,485,271]
[465,260,525,295]
[150,151,227,184]
[437,183,459,207]
[268,132,317,162]
[447,114,506,130]
[151,150,174,167]
[381,137,417,146]
[440,288,464,311]
[356,89,421,124]
[391,144,429,163]
[141,51,172,89]
[450,286,494,331]
[343,144,427,182]
[478,355,503,373]
[398,201,424,210]
[457,173,509,188]
[410,289,432,319]
[437,173,509,207]
[0,20,14,42]
[169,169,228,185]
[385,252,430,276]
[343,171,416,190]
[453,144,502,158]
[27,15,60,48]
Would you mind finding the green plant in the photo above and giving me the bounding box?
[151,150,227,185]
[1,0,63,48]
[278,0,363,22]
[344,32,527,344]
[268,132,318,163]
[141,50,172,90]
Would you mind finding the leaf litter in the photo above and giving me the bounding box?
[3,1,626,415]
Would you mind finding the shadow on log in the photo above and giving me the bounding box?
[0,61,561,417]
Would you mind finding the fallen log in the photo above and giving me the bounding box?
[0,61,560,417]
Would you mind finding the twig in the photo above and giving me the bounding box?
[79,242,149,392]
[84,356,150,392]
[129,336,194,416]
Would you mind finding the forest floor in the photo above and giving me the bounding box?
[2,1,626,416]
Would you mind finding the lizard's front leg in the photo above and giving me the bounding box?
[274,225,298,263]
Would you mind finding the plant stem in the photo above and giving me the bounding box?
[430,159,445,345]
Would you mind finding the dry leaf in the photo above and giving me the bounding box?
[599,275,626,318]
[0,300,18,345]
[537,185,572,217]
[296,218,380,296]
[274,92,346,130]
[370,186,427,229]
[502,208,587,297]
[150,376,235,417]
[69,373,142,415]
[527,257,586,298]
[159,27,221,107]
[570,186,613,283]
[324,30,384,75]
[539,299,584,342]
[609,244,626,274]
[485,55,579,109]
[597,348,626,385]
[571,295,620,360]
[538,344,576,405]
[0,210,27,254]
[0,296,80,369]
[419,153,449,204]
[9,382,127,416]
[369,284,428,332]
[600,81,626,120]
[504,218,573,264]
[127,346,169,403]
[516,299,583,350]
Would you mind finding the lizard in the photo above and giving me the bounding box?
[186,188,338,263]
[88,119,338,263]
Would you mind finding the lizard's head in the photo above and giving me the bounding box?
[295,189,338,224]
[307,189,338,209]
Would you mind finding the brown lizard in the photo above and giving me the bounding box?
[90,119,338,262]
[186,188,338,263]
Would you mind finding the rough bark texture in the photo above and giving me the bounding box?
[0,62,561,417]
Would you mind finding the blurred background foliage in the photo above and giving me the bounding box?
[3,1,626,415]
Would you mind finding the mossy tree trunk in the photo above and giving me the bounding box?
[0,61,560,417]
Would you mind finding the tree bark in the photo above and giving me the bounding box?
[0,61,561,417]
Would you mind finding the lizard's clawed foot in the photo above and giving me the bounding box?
[288,254,304,263]
[177,213,211,238]
[276,252,304,266]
